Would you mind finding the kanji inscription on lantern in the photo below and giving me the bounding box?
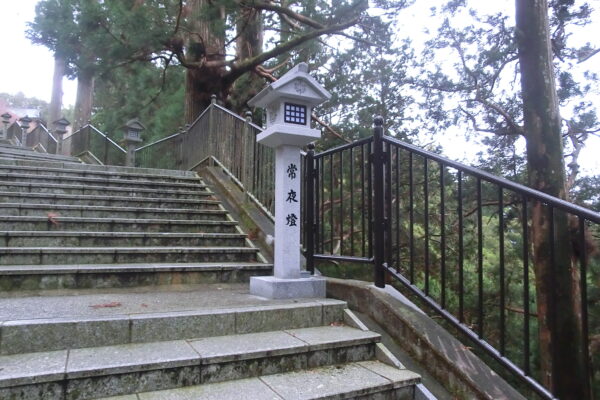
[286,189,298,203]
[287,163,297,179]
[286,213,298,226]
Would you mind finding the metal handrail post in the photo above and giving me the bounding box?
[372,116,386,288]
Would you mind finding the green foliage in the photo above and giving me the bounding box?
[92,62,185,143]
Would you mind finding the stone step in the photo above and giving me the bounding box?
[0,203,228,220]
[0,191,221,209]
[0,163,202,184]
[0,262,272,292]
[0,289,346,353]
[0,216,238,232]
[127,362,420,400]
[0,157,197,178]
[0,148,81,163]
[0,246,259,266]
[0,325,391,400]
[0,231,248,248]
[0,171,206,190]
[0,181,213,199]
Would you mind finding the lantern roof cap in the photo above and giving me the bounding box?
[248,63,331,108]
[123,118,145,131]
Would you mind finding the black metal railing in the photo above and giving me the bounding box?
[304,117,599,399]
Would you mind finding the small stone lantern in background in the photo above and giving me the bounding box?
[53,117,70,155]
[1,112,11,139]
[122,118,145,167]
[19,115,32,146]
[248,62,331,299]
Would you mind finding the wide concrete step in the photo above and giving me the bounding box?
[127,362,420,400]
[0,216,238,232]
[0,287,346,353]
[0,231,248,248]
[0,180,212,199]
[0,191,221,209]
[0,156,197,177]
[0,262,272,292]
[0,171,206,190]
[0,246,259,265]
[0,203,228,220]
[0,163,202,184]
[0,148,81,163]
[0,326,391,400]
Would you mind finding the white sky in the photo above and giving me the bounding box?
[0,0,598,175]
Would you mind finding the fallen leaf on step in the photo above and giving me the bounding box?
[330,321,344,327]
[140,303,148,308]
[89,302,122,309]
[47,212,60,225]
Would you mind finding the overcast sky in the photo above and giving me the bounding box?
[0,0,598,174]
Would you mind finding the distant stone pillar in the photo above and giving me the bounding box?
[122,119,145,167]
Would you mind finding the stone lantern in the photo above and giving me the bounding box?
[247,62,331,299]
[1,112,10,140]
[53,117,70,155]
[122,118,145,166]
[19,115,32,145]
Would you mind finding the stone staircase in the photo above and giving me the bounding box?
[0,145,423,399]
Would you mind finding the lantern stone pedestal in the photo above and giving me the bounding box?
[247,63,331,299]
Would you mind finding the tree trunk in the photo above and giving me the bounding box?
[73,68,95,131]
[229,8,264,114]
[183,0,226,124]
[515,0,590,398]
[49,54,66,127]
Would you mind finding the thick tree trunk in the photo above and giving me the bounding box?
[184,0,226,124]
[515,0,590,398]
[73,68,95,131]
[229,8,264,114]
[49,54,66,127]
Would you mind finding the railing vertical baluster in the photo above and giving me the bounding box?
[372,116,386,288]
[305,144,315,274]
[522,194,530,375]
[340,151,344,255]
[368,141,373,258]
[330,153,334,254]
[477,178,484,338]
[424,157,430,295]
[395,147,400,272]
[320,157,325,254]
[350,147,355,256]
[440,162,446,309]
[315,155,321,256]
[499,188,506,355]
[385,142,393,271]
[458,171,464,323]
[361,144,366,257]
[409,152,415,284]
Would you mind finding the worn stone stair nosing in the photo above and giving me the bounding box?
[0,180,213,197]
[0,156,197,177]
[0,202,228,217]
[0,171,207,190]
[0,191,220,207]
[0,164,202,183]
[0,215,235,225]
[0,261,271,275]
